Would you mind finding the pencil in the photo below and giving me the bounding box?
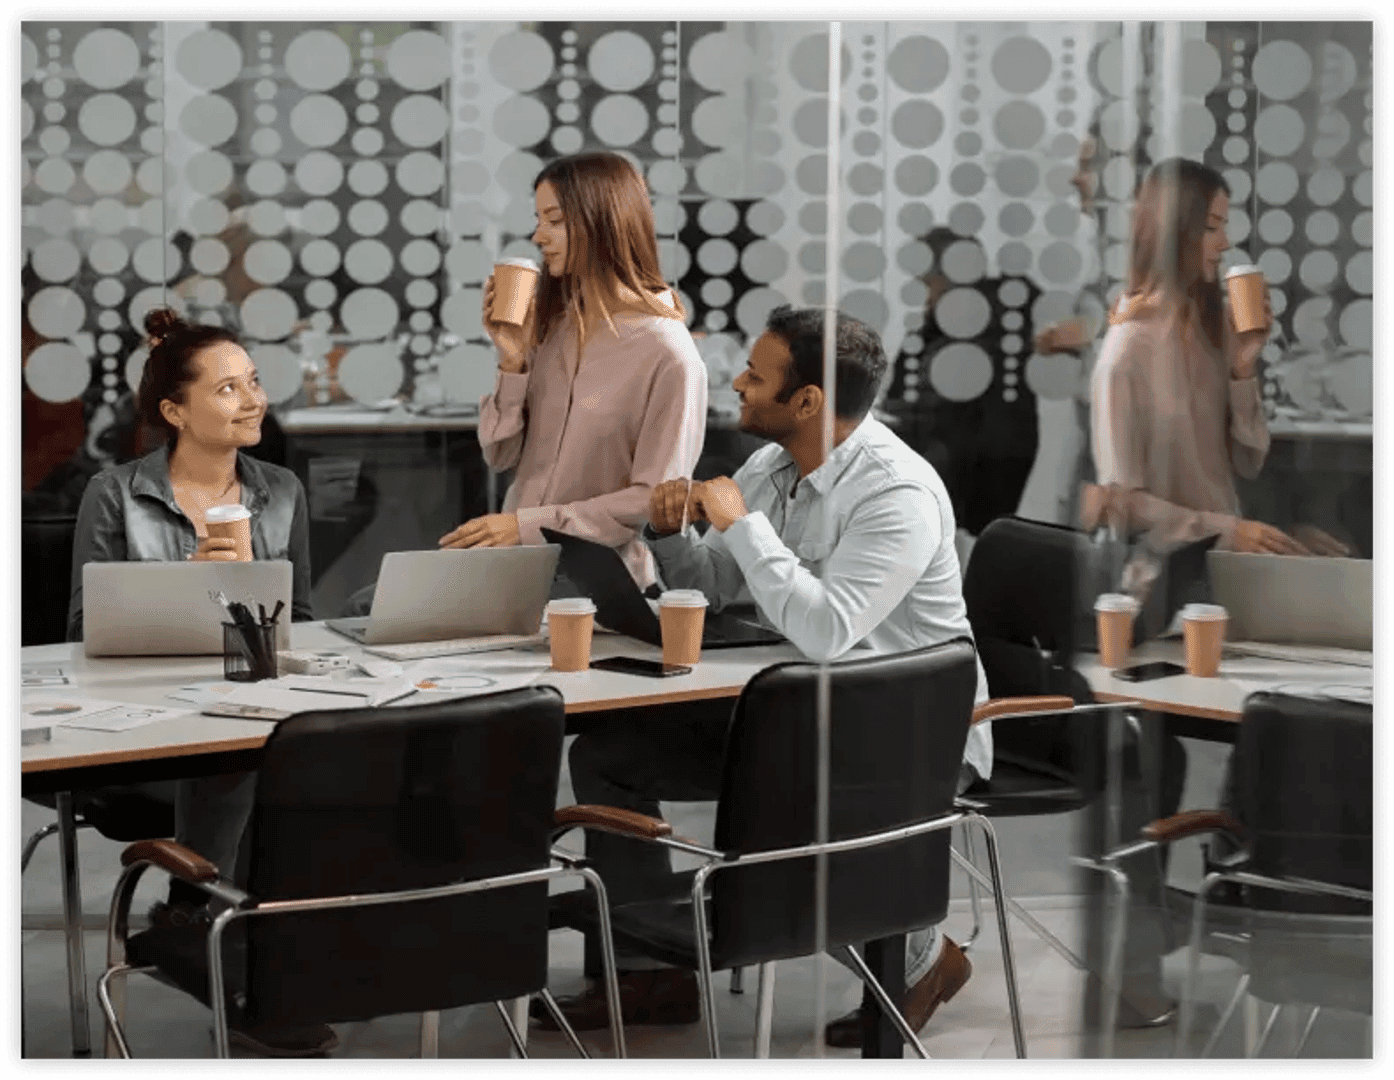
[680,477,690,534]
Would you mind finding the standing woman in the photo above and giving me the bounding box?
[438,152,708,592]
[1089,157,1309,554]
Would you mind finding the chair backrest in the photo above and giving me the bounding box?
[707,639,978,971]
[1230,692,1372,916]
[237,686,565,1028]
[22,513,78,646]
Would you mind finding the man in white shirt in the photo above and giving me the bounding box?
[548,307,991,1046]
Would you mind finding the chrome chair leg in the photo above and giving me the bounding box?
[493,1000,529,1058]
[729,967,744,994]
[1294,1005,1320,1058]
[958,849,1088,970]
[537,989,590,1058]
[21,821,62,872]
[1249,1002,1281,1058]
[419,1010,439,1058]
[955,825,984,952]
[841,946,929,1058]
[690,867,721,1058]
[56,792,91,1057]
[1177,873,1224,1055]
[576,866,627,1058]
[967,813,1027,1059]
[753,961,776,1058]
[95,964,151,1059]
[1199,972,1250,1058]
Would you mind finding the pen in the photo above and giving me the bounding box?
[258,603,268,625]
[269,600,285,625]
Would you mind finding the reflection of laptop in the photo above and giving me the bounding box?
[325,546,559,647]
[83,561,292,657]
[1208,550,1372,650]
[541,528,784,648]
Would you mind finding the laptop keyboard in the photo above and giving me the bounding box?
[361,633,546,661]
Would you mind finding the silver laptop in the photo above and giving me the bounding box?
[1207,550,1372,650]
[83,561,293,657]
[325,546,560,646]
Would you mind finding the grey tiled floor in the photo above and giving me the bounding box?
[21,737,1370,1059]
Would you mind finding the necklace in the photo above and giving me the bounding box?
[170,473,240,523]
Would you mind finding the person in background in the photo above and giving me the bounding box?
[544,307,991,1048]
[67,308,327,1057]
[438,151,708,594]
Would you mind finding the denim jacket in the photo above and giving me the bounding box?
[67,446,313,641]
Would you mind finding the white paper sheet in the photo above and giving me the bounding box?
[404,656,552,699]
[22,693,190,733]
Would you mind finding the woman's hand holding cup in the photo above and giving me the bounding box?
[481,272,534,374]
[189,536,241,562]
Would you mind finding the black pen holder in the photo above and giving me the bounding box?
[223,622,278,682]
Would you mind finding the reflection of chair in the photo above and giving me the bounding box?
[97,689,626,1059]
[1108,693,1372,1058]
[22,513,78,646]
[551,640,1027,1058]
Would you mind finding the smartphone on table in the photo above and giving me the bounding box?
[1113,661,1187,682]
[590,656,692,678]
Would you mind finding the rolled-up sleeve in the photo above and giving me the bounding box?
[478,368,532,472]
[67,472,127,642]
[1226,375,1270,480]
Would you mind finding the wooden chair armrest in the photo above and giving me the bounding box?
[120,839,219,883]
[554,804,673,840]
[971,695,1077,726]
[1140,809,1247,846]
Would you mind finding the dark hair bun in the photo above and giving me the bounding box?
[143,306,185,340]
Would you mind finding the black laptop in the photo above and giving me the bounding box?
[541,528,784,648]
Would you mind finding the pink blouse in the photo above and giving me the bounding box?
[478,297,708,588]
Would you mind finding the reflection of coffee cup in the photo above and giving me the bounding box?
[659,590,708,667]
[1094,593,1139,669]
[547,598,596,672]
[204,504,253,562]
[1182,603,1228,678]
[491,258,540,326]
[1225,264,1267,334]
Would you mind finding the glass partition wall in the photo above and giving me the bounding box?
[21,19,1372,1057]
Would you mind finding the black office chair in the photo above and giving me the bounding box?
[22,513,78,646]
[95,688,627,1059]
[1104,692,1372,1058]
[551,640,1028,1058]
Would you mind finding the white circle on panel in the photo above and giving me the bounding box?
[245,240,292,286]
[187,150,234,195]
[588,30,654,92]
[137,158,170,197]
[179,95,237,146]
[741,239,788,284]
[35,158,76,195]
[1339,299,1372,350]
[74,28,140,89]
[130,286,181,331]
[32,237,81,282]
[1255,161,1299,204]
[406,280,437,308]
[188,197,230,236]
[345,239,394,285]
[290,94,349,148]
[930,343,993,401]
[386,29,450,91]
[300,239,340,277]
[25,342,90,402]
[124,346,148,395]
[391,94,449,148]
[1179,102,1217,157]
[1102,155,1136,201]
[338,343,403,404]
[191,237,230,276]
[348,199,389,236]
[593,94,649,147]
[1306,166,1344,206]
[352,127,384,157]
[82,149,132,195]
[693,95,747,149]
[29,286,86,339]
[342,287,400,339]
[936,288,992,338]
[1252,40,1312,101]
[401,200,439,237]
[1258,248,1292,284]
[348,160,390,197]
[1311,109,1351,160]
[89,238,128,275]
[300,199,340,236]
[438,343,498,405]
[648,160,686,196]
[248,344,302,404]
[660,242,691,283]
[489,31,554,93]
[1317,42,1358,103]
[735,287,787,339]
[695,153,749,198]
[133,237,177,283]
[397,152,444,196]
[89,199,129,235]
[1025,351,1084,400]
[245,159,288,198]
[78,93,137,146]
[1254,105,1305,157]
[697,238,738,276]
[23,33,39,83]
[1352,211,1372,247]
[1299,250,1338,290]
[250,127,281,156]
[305,280,335,309]
[1326,352,1371,416]
[176,29,242,90]
[401,239,442,277]
[295,151,344,196]
[492,95,551,148]
[1292,297,1333,348]
[1345,250,1371,294]
[446,240,490,285]
[1305,210,1340,246]
[941,240,986,284]
[1258,209,1293,245]
[695,200,736,236]
[39,198,78,237]
[240,289,298,339]
[247,200,286,237]
[285,29,352,91]
[689,30,754,93]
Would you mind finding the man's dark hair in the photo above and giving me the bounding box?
[763,305,888,421]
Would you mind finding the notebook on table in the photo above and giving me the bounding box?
[82,560,293,657]
[1207,550,1372,652]
[540,527,784,648]
[325,546,560,650]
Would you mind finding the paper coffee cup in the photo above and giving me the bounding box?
[1094,592,1139,669]
[1225,264,1267,335]
[659,589,708,667]
[547,597,596,672]
[1182,603,1228,678]
[492,258,540,326]
[204,504,252,562]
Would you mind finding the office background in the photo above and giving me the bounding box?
[20,20,1373,617]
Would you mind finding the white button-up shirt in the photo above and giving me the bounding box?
[646,415,992,780]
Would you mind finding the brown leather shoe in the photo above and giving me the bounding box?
[824,937,972,1049]
[533,968,700,1032]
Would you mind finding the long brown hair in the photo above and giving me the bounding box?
[530,152,684,350]
[1113,157,1230,349]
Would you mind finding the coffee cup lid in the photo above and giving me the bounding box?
[497,257,539,271]
[1225,264,1262,279]
[1182,602,1228,620]
[204,504,250,523]
[659,589,709,608]
[547,598,596,616]
[1094,592,1139,613]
